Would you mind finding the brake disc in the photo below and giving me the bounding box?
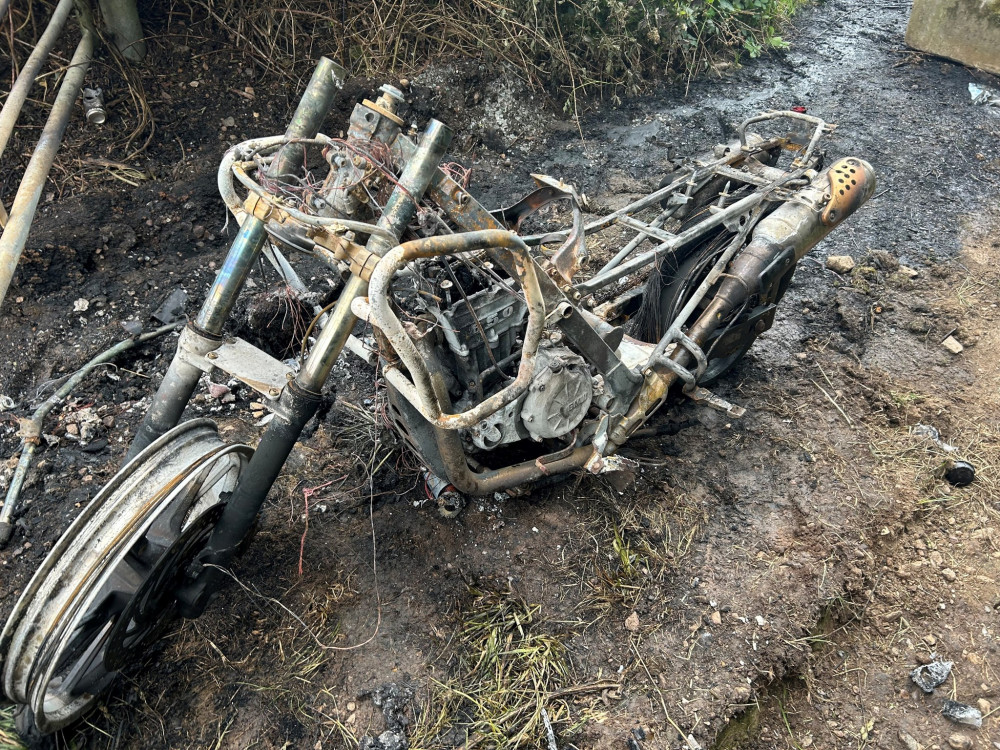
[0,419,251,734]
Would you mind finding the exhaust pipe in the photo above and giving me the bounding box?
[684,157,876,346]
[607,158,876,450]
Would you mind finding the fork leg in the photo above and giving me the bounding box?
[126,59,342,460]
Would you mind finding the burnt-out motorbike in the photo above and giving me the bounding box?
[0,57,874,734]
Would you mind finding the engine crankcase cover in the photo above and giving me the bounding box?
[521,346,593,441]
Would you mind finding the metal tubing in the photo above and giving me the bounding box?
[127,59,343,455]
[0,0,75,166]
[296,119,454,390]
[597,205,677,275]
[435,427,593,496]
[643,208,761,369]
[194,217,269,334]
[610,158,876,449]
[361,231,545,430]
[575,188,768,294]
[296,273,368,389]
[125,326,220,460]
[371,119,453,254]
[269,58,345,181]
[197,59,343,333]
[177,382,322,617]
[0,27,93,312]
[97,0,146,61]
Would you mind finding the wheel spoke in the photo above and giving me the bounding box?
[51,618,114,697]
[106,550,150,595]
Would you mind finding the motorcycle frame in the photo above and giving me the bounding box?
[123,59,870,614]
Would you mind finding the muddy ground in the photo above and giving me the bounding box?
[1,0,1000,748]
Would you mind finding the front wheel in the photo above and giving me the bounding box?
[0,420,251,734]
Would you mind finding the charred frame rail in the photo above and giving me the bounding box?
[355,230,545,430]
[607,157,877,450]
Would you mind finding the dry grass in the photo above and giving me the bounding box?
[178,0,805,103]
[299,583,600,748]
[577,488,705,624]
[0,708,27,750]
[404,583,607,749]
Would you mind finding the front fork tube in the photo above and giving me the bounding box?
[126,217,269,460]
[127,58,343,460]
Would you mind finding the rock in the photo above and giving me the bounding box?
[221,116,236,128]
[359,730,406,750]
[207,382,230,399]
[947,734,973,750]
[978,698,992,715]
[899,729,925,750]
[73,297,90,312]
[121,319,143,337]
[941,568,957,582]
[899,265,920,278]
[942,336,964,354]
[929,551,944,567]
[826,255,856,274]
[80,438,109,454]
[709,611,722,626]
[624,611,640,632]
[906,0,1000,77]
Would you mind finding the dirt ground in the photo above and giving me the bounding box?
[1,0,1000,749]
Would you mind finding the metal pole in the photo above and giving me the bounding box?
[0,27,94,312]
[0,0,76,166]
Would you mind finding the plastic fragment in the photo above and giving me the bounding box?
[969,82,999,106]
[910,660,952,693]
[941,700,983,728]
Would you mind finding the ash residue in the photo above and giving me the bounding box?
[358,681,416,750]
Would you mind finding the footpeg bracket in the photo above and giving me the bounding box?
[685,386,746,418]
